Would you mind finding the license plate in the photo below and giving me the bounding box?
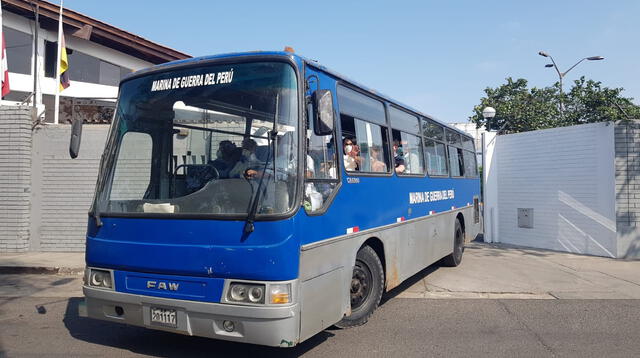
[150,307,177,327]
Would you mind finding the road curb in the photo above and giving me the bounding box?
[0,266,84,275]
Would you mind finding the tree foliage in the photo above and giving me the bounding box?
[470,77,640,132]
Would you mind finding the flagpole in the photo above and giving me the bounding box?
[53,0,63,124]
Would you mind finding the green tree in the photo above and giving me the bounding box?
[470,76,640,132]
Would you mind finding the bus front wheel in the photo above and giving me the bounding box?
[335,245,384,328]
[442,219,464,267]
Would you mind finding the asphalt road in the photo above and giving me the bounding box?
[1,283,640,358]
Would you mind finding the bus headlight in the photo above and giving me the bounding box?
[269,284,291,304]
[88,269,113,289]
[228,283,265,304]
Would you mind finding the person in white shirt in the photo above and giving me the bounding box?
[343,137,360,171]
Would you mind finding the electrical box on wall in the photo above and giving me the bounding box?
[518,208,533,228]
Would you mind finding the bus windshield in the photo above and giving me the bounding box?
[94,61,299,217]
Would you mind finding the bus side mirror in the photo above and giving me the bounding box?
[69,118,84,159]
[312,89,334,136]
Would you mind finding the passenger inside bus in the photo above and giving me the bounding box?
[369,145,387,172]
[343,137,360,171]
[230,138,261,178]
[393,141,406,174]
[211,140,239,178]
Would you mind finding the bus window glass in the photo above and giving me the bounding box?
[110,132,152,200]
[424,139,448,176]
[463,150,477,178]
[422,119,445,141]
[389,106,420,134]
[304,100,339,214]
[446,130,462,147]
[392,130,424,175]
[448,146,464,177]
[338,86,390,174]
[94,62,299,216]
[337,86,386,125]
[352,118,389,173]
[462,136,475,151]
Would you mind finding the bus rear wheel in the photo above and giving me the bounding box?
[335,245,384,328]
[442,219,464,267]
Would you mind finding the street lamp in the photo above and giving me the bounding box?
[482,107,496,121]
[538,51,604,93]
[538,51,604,115]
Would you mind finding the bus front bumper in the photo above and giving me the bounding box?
[82,286,300,347]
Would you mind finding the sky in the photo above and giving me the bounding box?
[64,0,640,124]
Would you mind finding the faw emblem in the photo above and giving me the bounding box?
[146,280,179,291]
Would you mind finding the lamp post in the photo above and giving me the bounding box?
[538,51,604,94]
[480,106,496,226]
[538,51,603,115]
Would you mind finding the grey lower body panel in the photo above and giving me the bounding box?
[83,286,300,347]
[297,206,482,340]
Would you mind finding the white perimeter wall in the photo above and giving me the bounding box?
[484,122,617,257]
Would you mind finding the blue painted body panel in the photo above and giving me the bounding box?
[114,270,225,302]
[86,51,481,294]
[86,216,300,280]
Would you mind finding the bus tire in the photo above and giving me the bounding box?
[442,219,464,267]
[335,245,384,328]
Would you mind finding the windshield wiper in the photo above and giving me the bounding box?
[244,96,279,234]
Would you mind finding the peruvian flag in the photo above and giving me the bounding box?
[1,32,9,97]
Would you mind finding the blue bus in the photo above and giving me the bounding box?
[78,50,482,347]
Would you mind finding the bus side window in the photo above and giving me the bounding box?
[304,94,339,214]
[422,119,449,176]
[336,86,389,174]
[446,129,465,177]
[391,129,424,175]
[389,107,424,175]
[340,115,390,173]
[448,146,465,177]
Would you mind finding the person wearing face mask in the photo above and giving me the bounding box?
[211,140,238,178]
[343,137,359,171]
[229,138,261,178]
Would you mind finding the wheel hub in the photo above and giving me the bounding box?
[350,263,371,309]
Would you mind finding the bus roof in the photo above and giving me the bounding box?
[131,50,474,140]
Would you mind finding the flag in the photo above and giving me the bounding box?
[59,34,69,91]
[1,31,9,97]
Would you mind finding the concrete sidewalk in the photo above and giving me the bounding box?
[396,241,640,299]
[1,242,640,299]
[0,252,85,275]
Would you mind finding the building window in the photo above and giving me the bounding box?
[3,26,32,75]
[44,40,132,86]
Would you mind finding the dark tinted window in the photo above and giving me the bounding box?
[389,106,419,134]
[462,136,475,151]
[337,86,386,125]
[448,146,464,177]
[99,60,121,86]
[67,50,100,83]
[446,129,462,147]
[422,119,445,141]
[120,67,132,79]
[44,42,132,85]
[44,41,56,77]
[4,27,32,75]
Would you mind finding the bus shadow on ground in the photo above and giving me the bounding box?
[62,297,333,357]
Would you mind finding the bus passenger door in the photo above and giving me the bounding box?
[299,67,348,340]
[302,67,340,215]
